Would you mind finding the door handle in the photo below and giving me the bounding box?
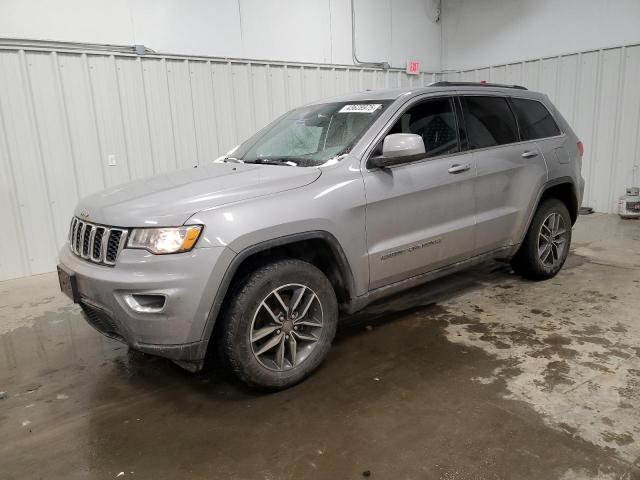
[448,163,471,174]
[522,150,538,159]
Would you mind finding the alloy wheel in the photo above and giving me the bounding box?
[538,212,567,268]
[250,283,323,371]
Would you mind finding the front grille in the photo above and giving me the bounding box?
[80,302,124,341]
[68,217,128,266]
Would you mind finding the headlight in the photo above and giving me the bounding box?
[128,225,203,254]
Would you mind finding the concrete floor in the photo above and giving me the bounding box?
[1,213,639,480]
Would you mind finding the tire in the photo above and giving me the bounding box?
[219,259,338,390]
[511,198,572,280]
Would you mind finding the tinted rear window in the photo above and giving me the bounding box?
[511,98,561,140]
[462,96,518,149]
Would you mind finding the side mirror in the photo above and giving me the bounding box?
[369,133,426,168]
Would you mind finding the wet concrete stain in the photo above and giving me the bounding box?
[0,272,637,480]
[572,324,605,336]
[611,322,629,333]
[439,252,640,472]
[617,377,640,400]
[537,360,574,391]
[575,336,613,346]
[2,216,640,479]
[544,334,573,346]
[602,431,635,447]
[581,361,613,374]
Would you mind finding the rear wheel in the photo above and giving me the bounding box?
[219,259,338,389]
[511,199,572,280]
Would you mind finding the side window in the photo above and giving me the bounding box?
[511,98,561,140]
[462,96,518,149]
[388,97,459,158]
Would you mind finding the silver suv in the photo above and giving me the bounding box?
[58,82,584,389]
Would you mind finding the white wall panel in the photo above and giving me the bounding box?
[613,46,640,212]
[166,59,199,169]
[286,67,304,113]
[523,61,540,91]
[58,53,108,195]
[87,54,131,186]
[211,62,239,154]
[231,63,255,145]
[140,58,179,174]
[0,98,28,280]
[590,49,622,213]
[491,65,506,85]
[26,52,80,248]
[250,65,271,132]
[0,50,58,276]
[452,43,640,214]
[0,44,437,281]
[115,57,155,180]
[553,55,578,128]
[509,64,523,87]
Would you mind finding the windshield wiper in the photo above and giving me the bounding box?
[247,158,299,166]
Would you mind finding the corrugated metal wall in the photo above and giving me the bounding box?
[0,43,439,281]
[444,43,640,215]
[3,41,637,282]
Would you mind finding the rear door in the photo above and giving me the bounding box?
[460,94,547,255]
[510,96,566,165]
[363,96,477,289]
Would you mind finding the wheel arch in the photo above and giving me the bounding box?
[519,177,578,245]
[538,179,579,225]
[200,231,356,353]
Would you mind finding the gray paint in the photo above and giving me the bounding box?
[58,84,583,369]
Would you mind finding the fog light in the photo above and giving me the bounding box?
[124,294,166,313]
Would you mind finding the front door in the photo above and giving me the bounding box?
[363,96,477,290]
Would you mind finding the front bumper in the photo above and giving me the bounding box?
[58,244,234,364]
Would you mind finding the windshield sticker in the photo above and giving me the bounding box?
[339,104,382,114]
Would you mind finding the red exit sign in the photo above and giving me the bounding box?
[406,60,420,75]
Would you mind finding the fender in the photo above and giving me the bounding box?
[517,176,578,246]
[197,230,357,356]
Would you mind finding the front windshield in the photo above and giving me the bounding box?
[234,101,391,167]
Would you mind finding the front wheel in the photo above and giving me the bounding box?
[511,199,572,280]
[219,259,338,390]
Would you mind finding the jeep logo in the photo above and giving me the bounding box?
[79,210,90,219]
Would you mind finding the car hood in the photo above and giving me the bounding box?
[76,163,321,227]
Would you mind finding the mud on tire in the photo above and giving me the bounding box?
[511,199,572,281]
[219,259,338,390]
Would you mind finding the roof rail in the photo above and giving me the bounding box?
[429,81,528,90]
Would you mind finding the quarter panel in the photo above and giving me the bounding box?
[531,94,584,213]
